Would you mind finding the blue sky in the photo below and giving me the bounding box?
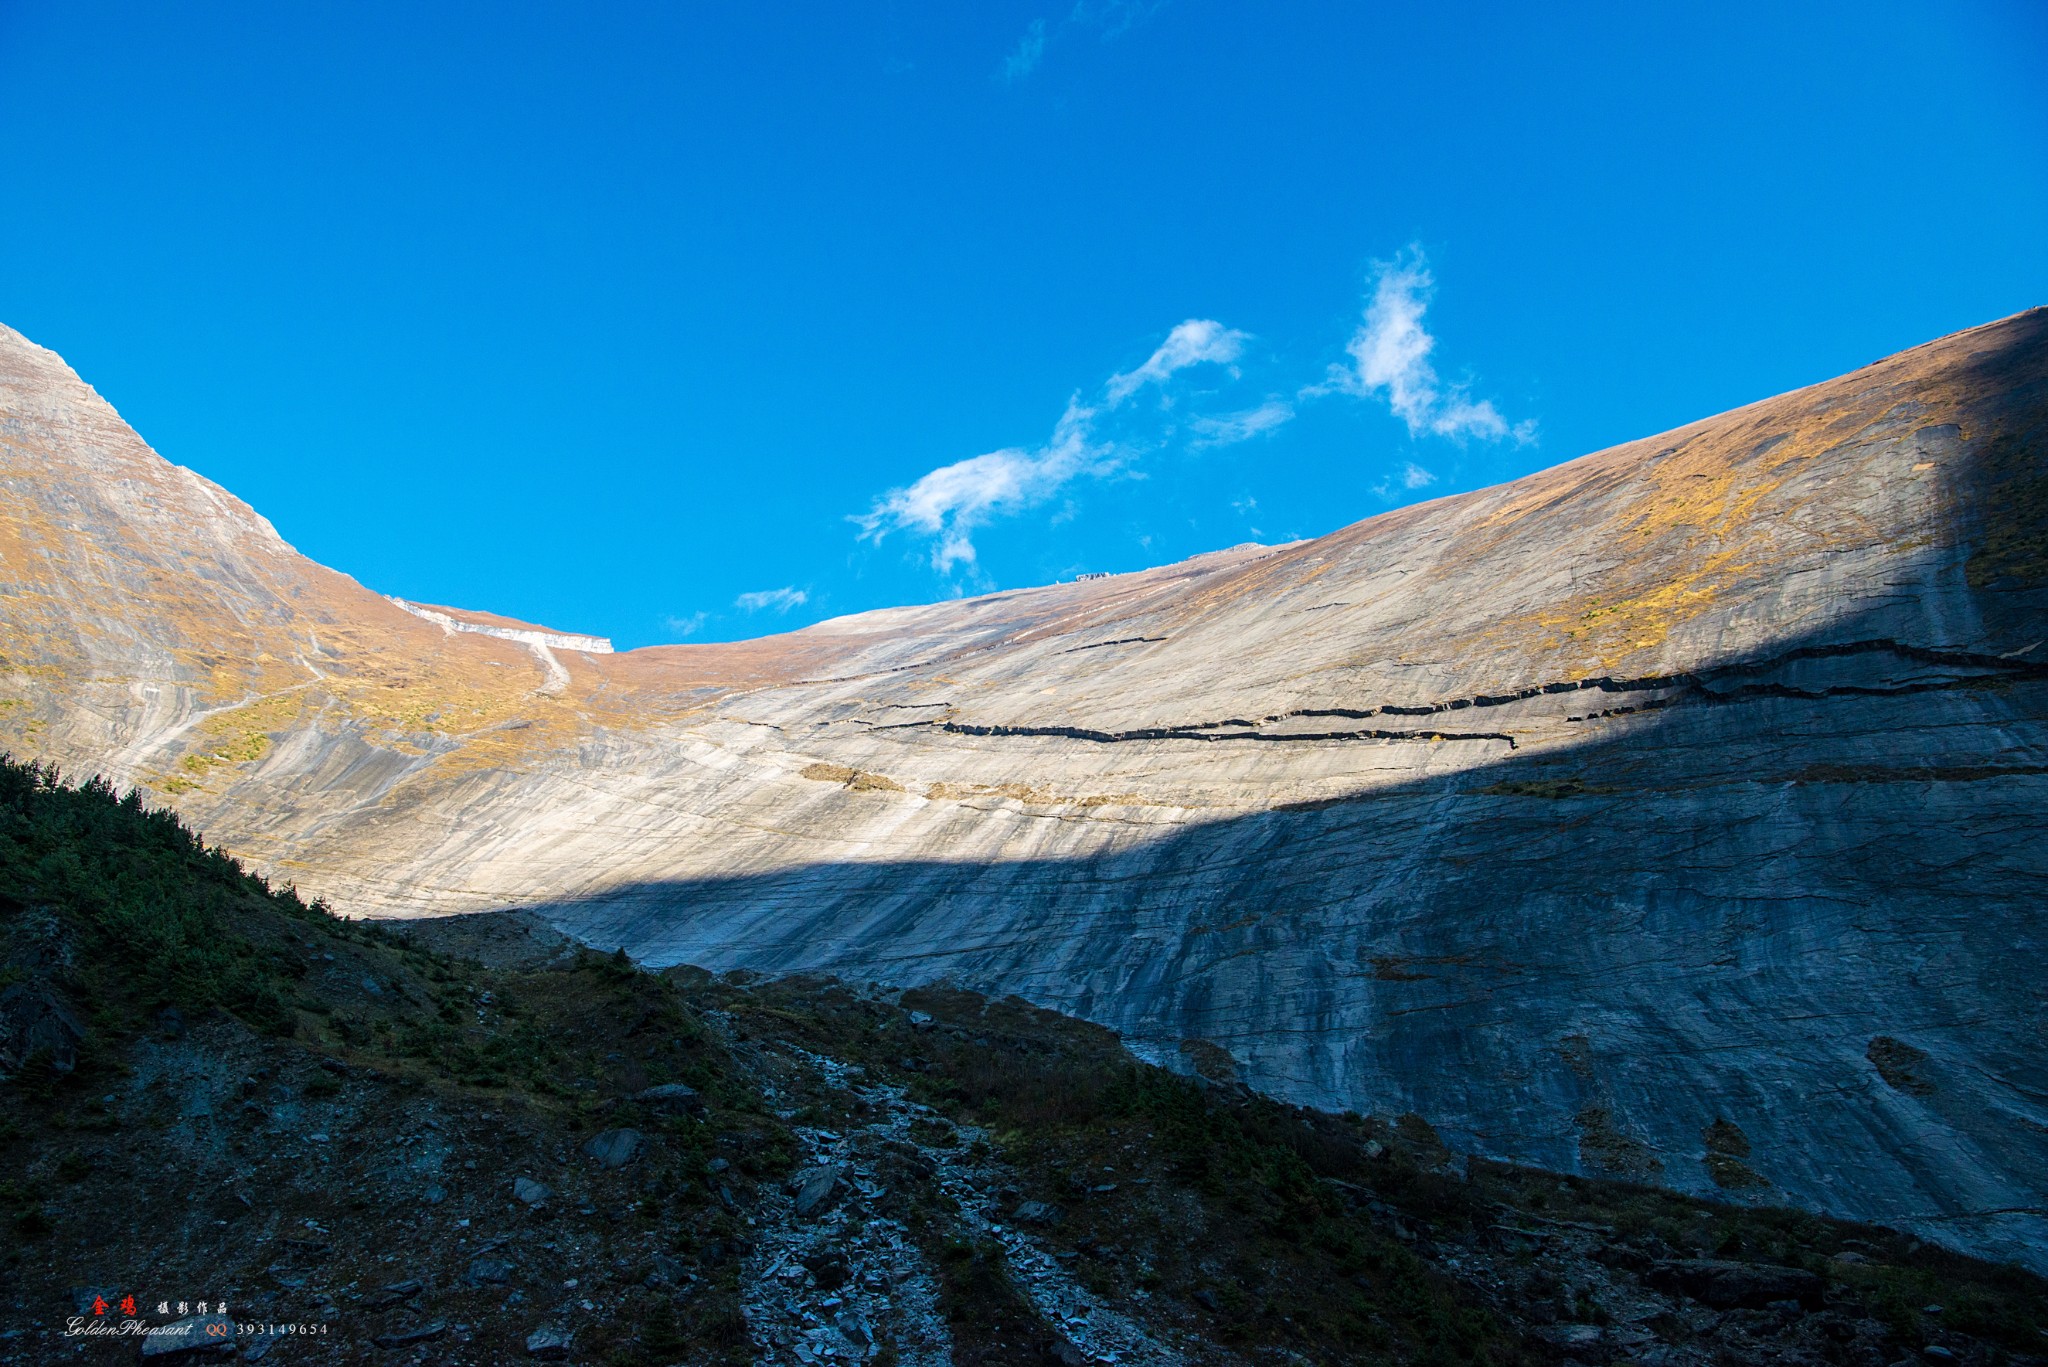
[3,3,2044,647]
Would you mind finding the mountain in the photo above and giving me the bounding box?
[2,312,2044,1273]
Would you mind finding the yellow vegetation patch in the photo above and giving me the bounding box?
[172,690,312,781]
[1479,394,1968,671]
[286,648,578,778]
[926,779,1052,803]
[802,762,905,793]
[1702,1118,1770,1191]
[1523,437,1791,668]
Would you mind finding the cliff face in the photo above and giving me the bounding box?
[3,313,2045,1270]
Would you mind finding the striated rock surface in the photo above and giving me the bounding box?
[2,312,2044,1269]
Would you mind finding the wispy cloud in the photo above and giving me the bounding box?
[1104,319,1247,405]
[859,249,1532,579]
[1371,461,1439,499]
[1190,398,1294,448]
[664,611,708,636]
[858,399,1108,575]
[1070,0,1171,41]
[1000,19,1047,81]
[1313,247,1532,445]
[859,317,1244,576]
[999,1,1169,81]
[735,586,808,613]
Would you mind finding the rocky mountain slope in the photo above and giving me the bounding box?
[4,761,2043,1365]
[1,312,2044,1273]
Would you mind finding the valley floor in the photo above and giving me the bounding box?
[2,763,2044,1366]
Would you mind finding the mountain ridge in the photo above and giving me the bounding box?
[2,310,2044,1271]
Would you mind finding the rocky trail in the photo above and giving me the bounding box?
[732,1025,1187,1367]
[733,1032,958,1366]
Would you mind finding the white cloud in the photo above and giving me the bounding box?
[1371,461,1442,500]
[1105,319,1247,405]
[735,586,808,613]
[664,611,708,636]
[1000,19,1046,81]
[853,252,1528,579]
[1315,247,1532,445]
[858,398,1109,575]
[859,317,1244,576]
[1190,398,1294,448]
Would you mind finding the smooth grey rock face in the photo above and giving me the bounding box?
[524,1326,573,1359]
[792,1165,849,1220]
[1,312,2044,1270]
[581,1127,643,1169]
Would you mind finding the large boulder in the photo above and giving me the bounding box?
[788,1164,848,1219]
[1645,1259,1824,1310]
[630,1082,704,1115]
[526,1326,574,1359]
[581,1128,644,1168]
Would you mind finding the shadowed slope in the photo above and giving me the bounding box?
[1,310,2043,1269]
